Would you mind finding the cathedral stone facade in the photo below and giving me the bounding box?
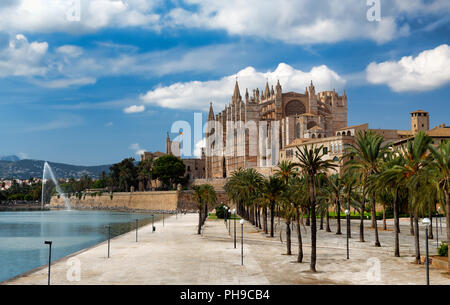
[205,80,348,178]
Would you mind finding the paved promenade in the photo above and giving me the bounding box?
[4,213,449,285]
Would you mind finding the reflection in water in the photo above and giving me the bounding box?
[0,210,160,282]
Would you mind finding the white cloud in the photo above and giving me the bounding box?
[0,34,48,77]
[193,138,205,158]
[0,0,161,34]
[129,143,145,156]
[34,77,96,88]
[366,44,450,92]
[123,104,145,113]
[140,63,346,111]
[164,0,450,44]
[0,1,448,45]
[56,45,83,57]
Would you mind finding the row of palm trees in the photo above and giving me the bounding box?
[192,184,217,234]
[223,130,449,271]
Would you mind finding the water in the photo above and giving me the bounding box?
[42,161,71,210]
[0,210,160,282]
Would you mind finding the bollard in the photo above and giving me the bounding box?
[44,241,52,285]
[152,214,155,232]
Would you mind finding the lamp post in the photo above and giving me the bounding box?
[435,210,439,247]
[224,205,228,227]
[106,225,111,258]
[422,218,431,285]
[44,241,52,285]
[438,207,442,235]
[228,207,231,236]
[240,219,244,265]
[152,214,155,232]
[136,219,139,242]
[233,208,237,249]
[345,209,350,259]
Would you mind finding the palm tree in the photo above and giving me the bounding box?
[345,131,388,247]
[327,174,345,235]
[382,131,433,263]
[428,140,449,268]
[286,174,309,262]
[192,184,217,234]
[275,160,296,185]
[295,144,337,272]
[260,176,286,238]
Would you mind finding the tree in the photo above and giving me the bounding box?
[137,159,153,191]
[345,131,388,247]
[192,184,217,234]
[152,155,185,189]
[295,144,337,272]
[260,176,286,238]
[428,140,449,268]
[382,131,433,264]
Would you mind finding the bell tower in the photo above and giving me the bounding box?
[410,110,429,134]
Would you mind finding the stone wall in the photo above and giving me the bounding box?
[50,190,231,212]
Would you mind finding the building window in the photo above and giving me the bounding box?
[296,123,301,138]
[323,147,328,154]
[187,166,191,171]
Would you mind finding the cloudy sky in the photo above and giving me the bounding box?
[0,0,449,165]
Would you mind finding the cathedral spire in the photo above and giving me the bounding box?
[264,80,270,98]
[232,79,241,102]
[208,102,215,121]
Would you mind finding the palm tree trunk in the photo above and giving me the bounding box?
[306,208,310,226]
[428,211,433,239]
[372,196,381,247]
[296,207,303,263]
[336,198,342,235]
[286,220,292,255]
[393,189,400,257]
[383,207,387,231]
[258,207,262,229]
[410,213,414,236]
[270,202,275,237]
[309,175,317,272]
[413,213,421,264]
[326,208,331,232]
[197,210,202,235]
[320,213,324,230]
[263,207,268,234]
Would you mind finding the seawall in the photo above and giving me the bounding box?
[50,190,230,212]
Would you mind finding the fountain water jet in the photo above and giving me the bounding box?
[41,162,71,210]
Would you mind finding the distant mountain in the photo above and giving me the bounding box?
[0,155,20,162]
[0,159,112,179]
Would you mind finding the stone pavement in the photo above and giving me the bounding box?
[4,213,449,285]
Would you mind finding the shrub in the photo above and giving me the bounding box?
[215,203,230,219]
[437,242,448,257]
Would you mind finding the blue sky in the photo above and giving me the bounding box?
[0,0,449,165]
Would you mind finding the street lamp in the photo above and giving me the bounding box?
[240,219,244,265]
[135,219,139,242]
[345,209,350,259]
[422,217,431,285]
[438,207,442,235]
[106,225,111,258]
[224,205,228,227]
[233,208,237,249]
[228,207,231,236]
[44,241,52,285]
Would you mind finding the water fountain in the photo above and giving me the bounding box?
[41,162,71,210]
